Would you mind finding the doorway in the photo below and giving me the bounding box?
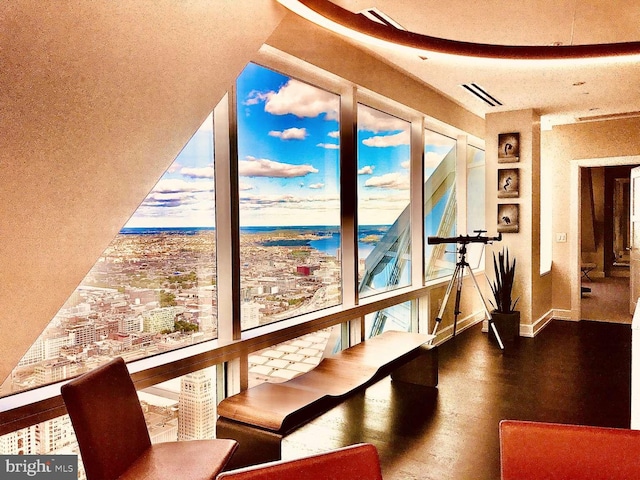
[578,163,637,324]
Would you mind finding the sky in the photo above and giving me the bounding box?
[125,113,215,229]
[125,62,457,229]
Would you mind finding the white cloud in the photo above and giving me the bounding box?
[240,193,339,209]
[328,130,340,138]
[309,183,325,189]
[364,172,410,190]
[316,143,340,149]
[131,179,214,225]
[150,178,212,195]
[401,160,410,169]
[167,162,182,173]
[244,90,269,106]
[239,182,253,191]
[425,151,447,170]
[268,127,308,140]
[181,165,215,179]
[263,79,339,120]
[362,130,410,148]
[358,106,409,133]
[358,191,410,225]
[239,156,318,178]
[358,165,374,175]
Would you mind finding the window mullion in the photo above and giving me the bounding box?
[214,91,245,394]
[411,117,425,287]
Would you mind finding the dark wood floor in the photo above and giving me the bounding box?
[283,320,632,480]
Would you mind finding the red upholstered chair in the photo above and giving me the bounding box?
[500,419,640,480]
[61,357,238,480]
[216,443,383,480]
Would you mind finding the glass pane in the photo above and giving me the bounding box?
[425,130,457,281]
[365,301,412,338]
[236,63,341,330]
[5,115,217,397]
[357,104,411,298]
[149,367,217,441]
[466,145,486,269]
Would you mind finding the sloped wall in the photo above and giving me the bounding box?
[0,1,286,384]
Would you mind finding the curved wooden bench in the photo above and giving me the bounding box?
[217,331,437,468]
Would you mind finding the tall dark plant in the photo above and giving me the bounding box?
[489,247,519,313]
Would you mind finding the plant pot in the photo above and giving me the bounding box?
[491,310,520,346]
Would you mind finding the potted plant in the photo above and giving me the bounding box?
[488,247,520,345]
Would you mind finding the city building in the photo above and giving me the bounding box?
[1,1,640,478]
[178,370,216,441]
[141,307,182,334]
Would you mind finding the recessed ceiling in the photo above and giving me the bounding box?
[283,0,640,128]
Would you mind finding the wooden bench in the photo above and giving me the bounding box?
[217,330,438,468]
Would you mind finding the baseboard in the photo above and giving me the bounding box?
[480,309,570,338]
[551,309,574,321]
[520,309,555,337]
[433,308,574,344]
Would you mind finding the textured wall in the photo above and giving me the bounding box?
[0,0,286,385]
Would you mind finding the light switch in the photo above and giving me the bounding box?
[556,232,567,242]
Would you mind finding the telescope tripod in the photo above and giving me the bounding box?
[430,242,504,350]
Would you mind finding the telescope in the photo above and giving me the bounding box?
[427,230,502,245]
[426,229,505,350]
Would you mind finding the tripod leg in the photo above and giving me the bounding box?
[489,321,505,350]
[430,263,461,341]
[452,264,465,337]
[466,267,504,350]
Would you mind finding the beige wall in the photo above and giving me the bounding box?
[545,118,640,315]
[0,0,286,384]
[485,110,553,332]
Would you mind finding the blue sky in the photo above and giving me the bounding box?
[125,114,215,228]
[125,63,457,229]
[236,63,341,227]
[357,104,410,226]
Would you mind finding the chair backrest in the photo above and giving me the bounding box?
[500,420,640,480]
[61,357,151,480]
[216,443,383,480]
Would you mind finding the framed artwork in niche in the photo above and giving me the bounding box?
[497,204,519,233]
[498,168,519,198]
[498,132,519,162]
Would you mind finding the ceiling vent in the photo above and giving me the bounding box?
[358,8,405,30]
[576,111,640,123]
[461,83,503,107]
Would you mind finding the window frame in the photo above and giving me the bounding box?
[0,47,487,437]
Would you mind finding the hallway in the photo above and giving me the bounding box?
[581,276,633,324]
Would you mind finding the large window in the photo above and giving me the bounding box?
[236,63,341,330]
[357,104,411,298]
[424,130,457,281]
[6,115,217,396]
[2,54,488,452]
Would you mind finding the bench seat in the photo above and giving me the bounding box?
[217,330,437,467]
